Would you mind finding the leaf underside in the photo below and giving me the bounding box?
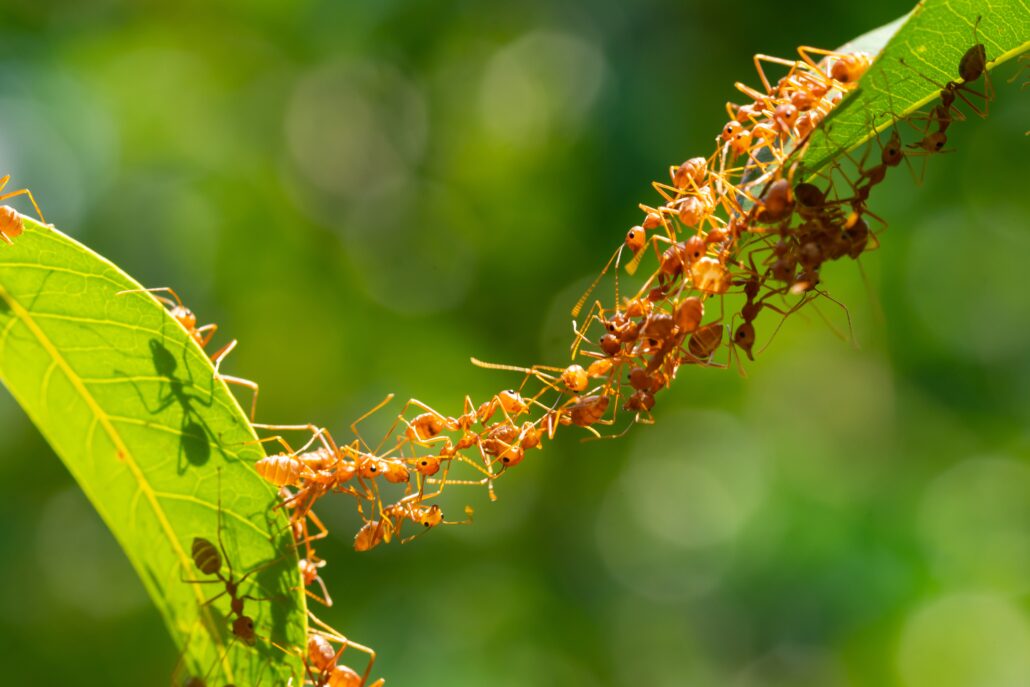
[801,0,1030,176]
[0,218,305,686]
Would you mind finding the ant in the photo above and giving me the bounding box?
[900,16,993,120]
[353,492,472,551]
[179,471,282,685]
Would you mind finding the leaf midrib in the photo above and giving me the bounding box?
[0,278,234,681]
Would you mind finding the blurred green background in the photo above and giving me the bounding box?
[1,1,1028,686]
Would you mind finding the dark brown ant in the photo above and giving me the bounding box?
[900,16,993,120]
[181,471,280,658]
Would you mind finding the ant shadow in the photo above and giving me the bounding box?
[246,508,299,651]
[119,331,223,474]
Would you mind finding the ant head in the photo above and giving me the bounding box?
[734,323,756,360]
[722,120,742,142]
[233,615,257,646]
[357,458,381,480]
[774,103,799,129]
[685,234,706,262]
[420,505,443,528]
[415,455,441,477]
[625,226,646,252]
[882,131,904,167]
[599,333,621,356]
[730,128,753,156]
[499,446,526,467]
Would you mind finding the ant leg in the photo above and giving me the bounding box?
[0,185,46,224]
[115,286,184,309]
[220,375,259,422]
[199,635,239,687]
[246,433,321,464]
[571,245,625,317]
[198,588,231,607]
[179,572,225,586]
[252,422,340,459]
[213,469,234,583]
[470,357,564,395]
[193,323,219,350]
[625,232,673,275]
[571,299,606,358]
[210,339,236,371]
[350,393,396,453]
[796,45,840,74]
[304,570,333,607]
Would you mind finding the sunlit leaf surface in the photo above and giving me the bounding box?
[0,218,305,686]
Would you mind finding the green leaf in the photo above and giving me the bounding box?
[802,0,1030,176]
[0,218,305,686]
